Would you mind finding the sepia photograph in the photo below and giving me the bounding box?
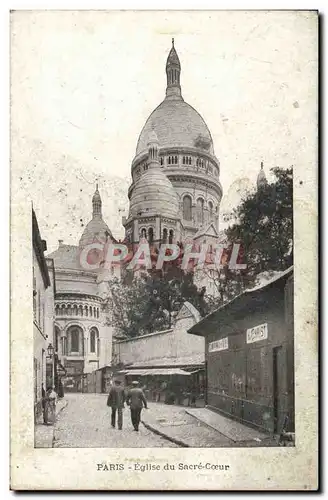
[10,9,318,490]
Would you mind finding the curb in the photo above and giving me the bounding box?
[141,420,189,448]
[52,399,68,447]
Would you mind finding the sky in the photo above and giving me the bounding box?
[11,10,317,252]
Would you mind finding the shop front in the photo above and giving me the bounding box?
[188,268,294,434]
[118,366,205,407]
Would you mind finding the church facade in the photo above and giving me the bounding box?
[47,187,116,392]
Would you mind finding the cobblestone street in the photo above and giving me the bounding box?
[53,393,178,448]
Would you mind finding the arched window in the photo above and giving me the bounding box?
[197,198,204,224]
[168,156,171,165]
[160,157,164,166]
[183,195,192,221]
[208,201,213,218]
[89,306,93,317]
[90,327,99,355]
[169,230,174,244]
[79,305,83,317]
[85,306,88,317]
[162,228,168,243]
[54,326,60,353]
[188,157,192,165]
[182,156,185,165]
[93,307,96,317]
[175,156,178,164]
[148,227,154,244]
[67,325,84,355]
[55,305,59,316]
[97,308,100,319]
[141,228,147,239]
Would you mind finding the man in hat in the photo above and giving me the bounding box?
[107,379,125,430]
[126,381,148,431]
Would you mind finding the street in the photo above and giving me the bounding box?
[53,393,178,448]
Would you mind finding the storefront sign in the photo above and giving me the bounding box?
[209,337,229,352]
[246,323,268,344]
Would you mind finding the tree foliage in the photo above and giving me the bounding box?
[103,266,208,338]
[225,167,293,283]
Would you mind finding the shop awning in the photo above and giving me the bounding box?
[118,368,191,376]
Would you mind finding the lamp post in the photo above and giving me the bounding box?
[47,343,55,389]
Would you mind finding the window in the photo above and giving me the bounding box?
[143,164,148,171]
[54,327,60,353]
[148,227,154,244]
[162,228,168,243]
[197,198,204,224]
[208,201,213,218]
[90,328,99,355]
[160,157,164,166]
[183,195,192,221]
[141,228,147,239]
[168,156,171,165]
[71,330,79,352]
[169,230,174,244]
[67,326,84,355]
[208,165,213,174]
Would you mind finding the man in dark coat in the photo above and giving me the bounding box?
[107,379,125,430]
[126,380,148,431]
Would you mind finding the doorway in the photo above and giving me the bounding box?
[273,346,284,433]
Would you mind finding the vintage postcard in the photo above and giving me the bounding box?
[10,10,318,490]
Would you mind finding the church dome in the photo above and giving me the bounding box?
[136,99,214,156]
[135,39,214,157]
[79,218,112,248]
[129,130,179,219]
[129,169,179,219]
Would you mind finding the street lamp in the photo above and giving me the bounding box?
[47,343,55,390]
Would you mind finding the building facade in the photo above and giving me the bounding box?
[113,302,206,403]
[47,187,116,392]
[188,267,294,434]
[33,209,55,420]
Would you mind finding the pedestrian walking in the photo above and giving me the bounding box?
[126,380,148,431]
[107,379,125,430]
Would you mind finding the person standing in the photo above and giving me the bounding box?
[44,387,57,425]
[107,379,125,430]
[126,380,148,431]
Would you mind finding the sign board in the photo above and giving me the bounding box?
[209,337,229,352]
[246,323,268,344]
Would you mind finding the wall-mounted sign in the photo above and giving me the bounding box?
[246,323,268,344]
[209,337,229,352]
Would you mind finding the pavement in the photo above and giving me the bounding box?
[34,397,68,448]
[142,403,280,447]
[53,393,177,448]
[35,393,281,448]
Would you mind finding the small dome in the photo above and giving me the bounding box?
[129,169,179,219]
[79,219,112,248]
[136,99,214,156]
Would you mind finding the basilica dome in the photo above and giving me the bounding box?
[136,99,214,156]
[129,131,179,219]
